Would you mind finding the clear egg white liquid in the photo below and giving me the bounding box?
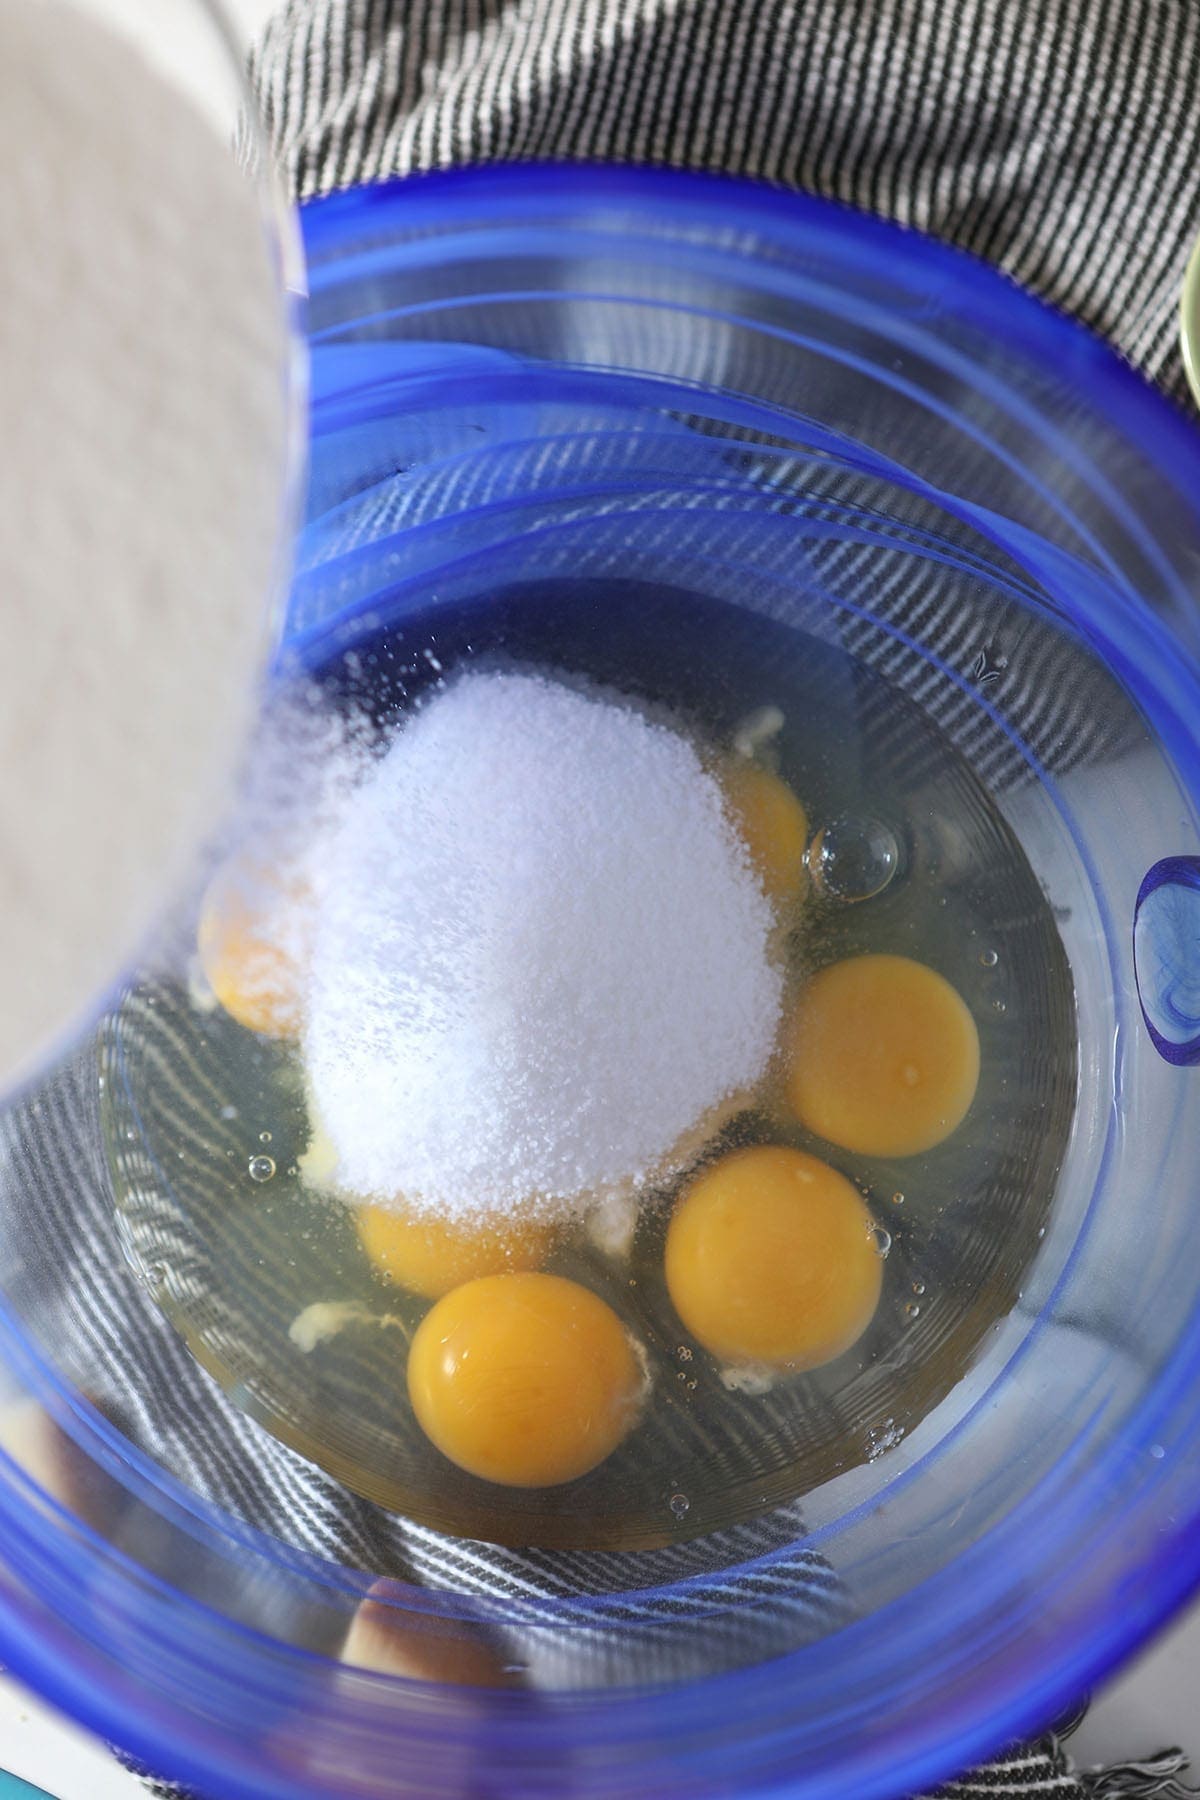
[104,579,1076,1551]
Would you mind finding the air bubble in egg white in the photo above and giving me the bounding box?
[809,815,900,903]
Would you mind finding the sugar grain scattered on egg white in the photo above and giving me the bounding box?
[302,671,783,1222]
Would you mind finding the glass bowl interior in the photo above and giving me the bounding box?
[1,167,1200,1800]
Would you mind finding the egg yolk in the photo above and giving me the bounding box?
[407,1272,643,1487]
[786,953,979,1156]
[722,761,809,905]
[357,1202,554,1300]
[666,1145,882,1369]
[197,852,308,1038]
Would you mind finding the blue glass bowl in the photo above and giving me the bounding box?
[2,166,1200,1800]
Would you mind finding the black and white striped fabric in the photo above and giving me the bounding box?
[253,0,1200,403]
[23,1,1200,1795]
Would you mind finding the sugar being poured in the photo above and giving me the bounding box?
[303,672,783,1221]
[0,0,289,1089]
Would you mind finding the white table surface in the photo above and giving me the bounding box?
[6,0,1197,1792]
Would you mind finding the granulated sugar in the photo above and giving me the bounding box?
[303,672,783,1219]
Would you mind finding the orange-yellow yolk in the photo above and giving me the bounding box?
[722,761,808,905]
[786,953,979,1156]
[356,1202,554,1300]
[666,1145,883,1369]
[197,852,309,1038]
[407,1272,643,1487]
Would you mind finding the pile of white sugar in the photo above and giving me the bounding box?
[304,673,783,1219]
